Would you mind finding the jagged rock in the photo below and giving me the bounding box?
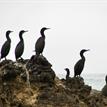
[26,55,52,69]
[63,77,92,100]
[0,58,107,107]
[103,96,107,106]
[85,92,104,107]
[37,86,80,107]
[15,58,29,64]
[22,55,55,85]
[0,97,3,107]
[0,60,13,68]
[65,77,85,88]
[0,60,24,81]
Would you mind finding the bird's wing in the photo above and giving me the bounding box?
[35,37,45,52]
[74,59,84,74]
[1,41,10,55]
[15,41,24,58]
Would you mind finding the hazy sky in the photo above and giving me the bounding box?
[0,0,107,77]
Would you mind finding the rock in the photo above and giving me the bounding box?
[0,98,3,107]
[65,77,85,89]
[37,86,80,107]
[15,58,29,64]
[85,93,104,107]
[26,55,52,70]
[0,58,107,107]
[22,55,56,85]
[0,60,13,68]
[0,60,24,81]
[64,77,92,100]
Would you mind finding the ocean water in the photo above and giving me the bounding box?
[83,73,106,90]
[58,73,106,91]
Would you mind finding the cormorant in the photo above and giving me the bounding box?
[35,27,50,56]
[105,75,107,84]
[0,30,13,60]
[15,30,28,60]
[74,49,89,77]
[102,75,107,96]
[64,68,70,79]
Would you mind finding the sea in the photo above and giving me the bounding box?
[58,73,106,91]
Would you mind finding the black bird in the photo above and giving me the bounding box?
[102,75,107,96]
[105,75,107,84]
[35,27,50,56]
[0,30,13,60]
[15,30,28,60]
[64,68,70,79]
[74,49,89,77]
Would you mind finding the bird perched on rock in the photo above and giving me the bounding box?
[64,68,70,80]
[105,75,107,84]
[74,49,89,77]
[35,27,50,56]
[15,30,28,60]
[0,30,13,60]
[102,75,107,96]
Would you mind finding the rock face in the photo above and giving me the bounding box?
[0,55,107,107]
[64,77,91,100]
[26,55,55,85]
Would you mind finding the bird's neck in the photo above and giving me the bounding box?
[106,77,107,84]
[19,34,23,41]
[80,52,85,60]
[6,34,11,42]
[40,30,45,38]
[66,70,70,78]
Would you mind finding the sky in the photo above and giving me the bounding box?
[0,0,107,77]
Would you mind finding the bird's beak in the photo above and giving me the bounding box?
[85,49,90,52]
[11,31,13,32]
[87,49,90,51]
[64,68,67,70]
[25,30,28,32]
[46,28,50,30]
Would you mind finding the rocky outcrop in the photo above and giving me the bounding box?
[26,55,55,84]
[0,55,107,107]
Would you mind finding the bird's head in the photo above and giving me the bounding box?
[20,30,28,35]
[64,68,70,72]
[105,75,107,84]
[80,49,90,54]
[42,27,50,30]
[41,27,50,33]
[64,68,70,77]
[6,30,13,35]
[19,30,28,39]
